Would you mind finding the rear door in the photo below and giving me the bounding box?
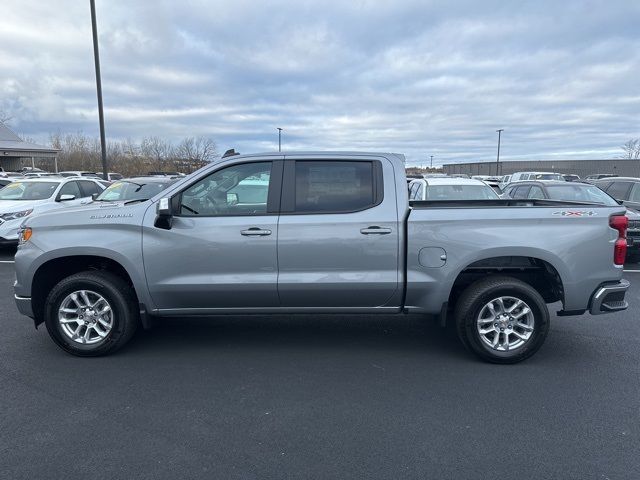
[277,157,399,308]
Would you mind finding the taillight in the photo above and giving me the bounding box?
[610,215,628,265]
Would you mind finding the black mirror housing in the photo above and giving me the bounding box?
[154,197,173,229]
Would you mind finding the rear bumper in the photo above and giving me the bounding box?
[14,294,34,318]
[589,280,630,315]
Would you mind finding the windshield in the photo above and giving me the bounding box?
[546,185,618,205]
[96,180,175,202]
[0,181,59,200]
[426,185,499,200]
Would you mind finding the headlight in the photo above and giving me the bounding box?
[19,227,33,244]
[0,209,33,221]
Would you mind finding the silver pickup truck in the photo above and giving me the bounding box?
[13,152,630,363]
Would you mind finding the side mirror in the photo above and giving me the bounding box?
[59,194,76,202]
[227,192,238,205]
[154,197,173,230]
[91,193,99,200]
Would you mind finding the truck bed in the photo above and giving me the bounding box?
[404,200,626,314]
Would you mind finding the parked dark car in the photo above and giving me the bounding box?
[593,177,640,260]
[504,180,639,261]
[585,174,618,182]
[562,174,580,182]
[502,180,618,204]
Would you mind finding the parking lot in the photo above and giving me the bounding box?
[0,247,638,479]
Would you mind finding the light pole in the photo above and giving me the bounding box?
[430,155,434,169]
[90,0,108,179]
[277,127,283,152]
[496,129,504,176]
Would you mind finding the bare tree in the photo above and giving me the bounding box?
[141,136,173,171]
[0,109,12,126]
[177,135,218,169]
[620,139,640,159]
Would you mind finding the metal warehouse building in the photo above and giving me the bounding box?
[443,159,640,179]
[0,123,58,171]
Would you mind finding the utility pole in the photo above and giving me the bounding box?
[496,129,504,176]
[90,0,108,179]
[430,155,434,168]
[277,127,283,152]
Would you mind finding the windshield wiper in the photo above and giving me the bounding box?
[123,198,149,205]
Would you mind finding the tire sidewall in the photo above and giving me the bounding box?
[463,283,549,362]
[45,275,131,356]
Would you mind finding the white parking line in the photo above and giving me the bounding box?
[0,260,15,264]
[623,269,640,272]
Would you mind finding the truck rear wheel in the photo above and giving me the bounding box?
[454,276,550,364]
[44,271,139,356]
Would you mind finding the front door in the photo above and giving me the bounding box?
[277,157,400,308]
[142,160,283,312]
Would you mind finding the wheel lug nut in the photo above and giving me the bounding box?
[500,327,504,332]
[494,323,498,327]
[508,324,512,329]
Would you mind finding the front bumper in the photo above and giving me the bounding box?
[14,294,34,318]
[0,218,22,244]
[589,279,630,315]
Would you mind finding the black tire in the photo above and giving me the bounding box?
[44,271,139,356]
[454,276,550,364]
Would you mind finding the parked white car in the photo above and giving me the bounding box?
[408,177,500,201]
[0,177,105,246]
[509,171,566,183]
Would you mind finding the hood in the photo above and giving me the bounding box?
[24,199,151,228]
[0,199,46,213]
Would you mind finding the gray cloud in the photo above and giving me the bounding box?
[1,0,639,166]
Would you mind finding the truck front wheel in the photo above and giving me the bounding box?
[454,276,550,364]
[44,271,139,356]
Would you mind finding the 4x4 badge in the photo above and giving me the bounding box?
[552,211,597,217]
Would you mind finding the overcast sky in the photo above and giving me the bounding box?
[1,0,639,166]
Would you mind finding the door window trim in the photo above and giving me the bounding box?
[280,159,384,215]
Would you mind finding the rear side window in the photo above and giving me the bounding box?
[293,161,377,213]
[79,181,102,197]
[606,182,633,200]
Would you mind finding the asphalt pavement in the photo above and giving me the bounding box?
[0,247,638,479]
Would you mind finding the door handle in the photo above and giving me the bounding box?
[360,226,392,235]
[241,227,272,236]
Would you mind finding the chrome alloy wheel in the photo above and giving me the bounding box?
[476,296,535,352]
[58,290,114,345]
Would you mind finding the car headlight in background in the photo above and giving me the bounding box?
[0,209,33,221]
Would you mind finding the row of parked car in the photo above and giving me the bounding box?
[0,172,180,245]
[407,172,640,262]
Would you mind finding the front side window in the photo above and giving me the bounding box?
[59,181,82,199]
[628,183,640,204]
[180,162,272,216]
[294,161,375,213]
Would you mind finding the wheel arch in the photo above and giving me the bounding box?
[30,250,148,326]
[448,254,566,311]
